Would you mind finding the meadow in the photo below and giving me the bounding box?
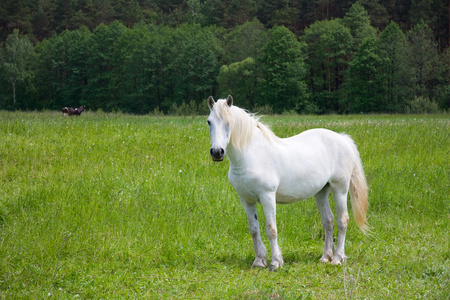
[0,111,448,299]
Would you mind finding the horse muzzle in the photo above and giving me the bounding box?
[210,148,225,162]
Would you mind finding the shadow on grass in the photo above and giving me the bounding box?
[212,250,322,271]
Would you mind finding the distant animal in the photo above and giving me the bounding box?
[207,95,369,271]
[62,106,86,116]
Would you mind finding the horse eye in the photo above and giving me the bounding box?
[207,120,211,125]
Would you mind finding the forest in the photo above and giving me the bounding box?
[0,0,449,114]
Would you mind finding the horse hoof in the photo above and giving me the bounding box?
[252,258,267,268]
[269,264,278,272]
[320,256,331,264]
[330,255,346,265]
[268,260,283,272]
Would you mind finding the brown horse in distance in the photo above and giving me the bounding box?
[62,106,86,116]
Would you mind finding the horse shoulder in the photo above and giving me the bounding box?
[228,158,279,199]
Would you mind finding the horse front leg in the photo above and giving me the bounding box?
[260,193,284,271]
[240,199,267,268]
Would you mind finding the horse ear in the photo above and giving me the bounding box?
[207,96,215,109]
[226,95,233,107]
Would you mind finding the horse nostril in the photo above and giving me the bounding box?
[210,148,225,161]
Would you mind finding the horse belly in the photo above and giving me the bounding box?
[275,193,306,204]
[276,181,326,204]
[274,156,331,203]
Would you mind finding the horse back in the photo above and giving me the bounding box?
[273,128,356,200]
[229,128,356,203]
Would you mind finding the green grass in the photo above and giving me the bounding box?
[0,111,448,299]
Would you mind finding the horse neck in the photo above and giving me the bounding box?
[226,125,269,169]
[225,107,278,166]
[226,142,244,168]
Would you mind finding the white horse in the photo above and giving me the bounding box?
[207,95,369,271]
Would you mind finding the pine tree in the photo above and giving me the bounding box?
[342,2,377,49]
[407,19,440,99]
[378,21,415,112]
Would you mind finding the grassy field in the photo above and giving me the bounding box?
[0,111,448,299]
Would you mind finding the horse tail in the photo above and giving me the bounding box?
[346,136,370,235]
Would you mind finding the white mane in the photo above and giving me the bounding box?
[213,100,278,152]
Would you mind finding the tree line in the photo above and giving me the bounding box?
[2,0,449,51]
[0,2,448,114]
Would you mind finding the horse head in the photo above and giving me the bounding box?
[207,95,233,161]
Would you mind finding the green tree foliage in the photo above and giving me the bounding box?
[31,1,54,40]
[161,24,220,110]
[265,0,302,32]
[436,47,450,109]
[342,35,389,113]
[407,19,442,100]
[114,0,143,27]
[186,0,206,25]
[31,22,220,114]
[0,1,448,114]
[217,57,257,108]
[259,26,309,113]
[0,0,33,38]
[217,19,268,109]
[360,0,390,30]
[303,19,353,113]
[408,0,449,50]
[1,0,449,52]
[342,2,377,50]
[53,0,78,31]
[201,0,259,28]
[106,25,149,113]
[0,29,34,109]
[86,21,127,110]
[378,21,415,112]
[223,19,268,65]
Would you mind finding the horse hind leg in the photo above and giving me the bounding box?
[314,184,335,263]
[330,186,350,265]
